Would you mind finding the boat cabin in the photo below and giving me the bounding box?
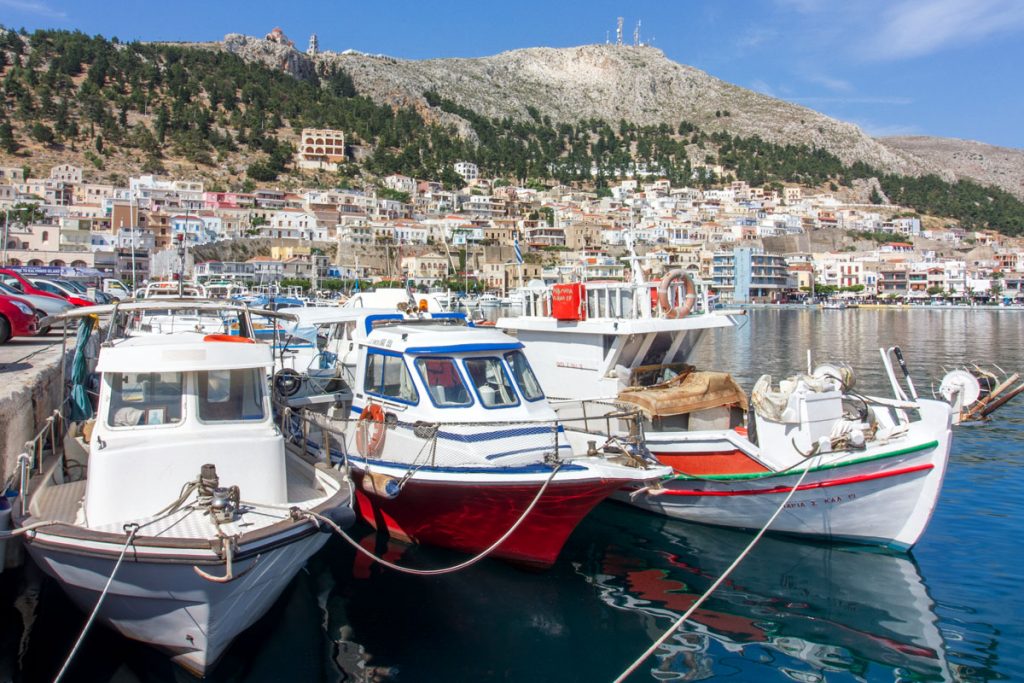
[80,333,285,528]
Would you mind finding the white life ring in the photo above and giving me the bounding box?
[658,269,696,319]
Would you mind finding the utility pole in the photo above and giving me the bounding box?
[2,208,9,266]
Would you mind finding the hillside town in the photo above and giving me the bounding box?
[2,134,1023,304]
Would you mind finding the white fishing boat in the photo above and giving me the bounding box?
[275,309,671,567]
[616,356,952,549]
[10,305,353,676]
[477,292,501,307]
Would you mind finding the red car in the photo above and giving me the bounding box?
[0,294,39,343]
[0,268,90,307]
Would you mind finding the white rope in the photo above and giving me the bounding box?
[306,463,564,576]
[54,524,139,683]
[611,460,814,683]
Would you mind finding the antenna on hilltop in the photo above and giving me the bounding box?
[605,30,610,44]
[633,20,641,47]
[616,17,623,46]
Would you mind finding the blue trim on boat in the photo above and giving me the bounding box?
[364,313,403,335]
[405,342,523,355]
[484,444,573,460]
[345,454,586,475]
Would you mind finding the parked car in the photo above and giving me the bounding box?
[0,294,39,344]
[0,281,73,335]
[23,277,94,306]
[0,269,82,307]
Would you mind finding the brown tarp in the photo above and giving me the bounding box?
[618,369,748,418]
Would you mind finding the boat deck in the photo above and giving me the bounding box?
[25,453,338,540]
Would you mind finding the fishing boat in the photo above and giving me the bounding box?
[616,355,953,549]
[10,304,353,676]
[275,309,671,567]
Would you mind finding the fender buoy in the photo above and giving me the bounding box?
[356,403,386,458]
[658,269,696,319]
[203,334,255,343]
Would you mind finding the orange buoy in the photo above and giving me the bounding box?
[356,403,387,458]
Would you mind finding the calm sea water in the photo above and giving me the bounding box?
[3,309,1022,682]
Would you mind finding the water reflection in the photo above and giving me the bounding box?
[572,504,955,682]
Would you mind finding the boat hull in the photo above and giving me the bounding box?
[350,468,627,567]
[24,532,327,676]
[622,431,952,549]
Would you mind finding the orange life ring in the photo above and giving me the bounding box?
[203,334,255,343]
[658,269,697,319]
[356,403,386,458]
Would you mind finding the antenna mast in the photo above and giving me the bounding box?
[616,17,623,46]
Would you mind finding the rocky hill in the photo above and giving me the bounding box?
[879,136,1024,201]
[218,35,948,183]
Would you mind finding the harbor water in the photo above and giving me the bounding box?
[3,308,1022,682]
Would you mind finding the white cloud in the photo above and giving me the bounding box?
[866,0,1024,61]
[0,0,66,18]
[750,79,776,96]
[804,73,854,93]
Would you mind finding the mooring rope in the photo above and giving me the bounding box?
[53,523,140,683]
[612,460,814,683]
[304,462,564,576]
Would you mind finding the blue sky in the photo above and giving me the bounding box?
[2,0,1022,148]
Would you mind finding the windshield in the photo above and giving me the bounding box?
[416,358,472,407]
[505,351,545,401]
[2,277,24,292]
[60,280,88,293]
[0,282,21,296]
[107,372,184,427]
[31,281,66,297]
[464,357,519,408]
[198,369,266,422]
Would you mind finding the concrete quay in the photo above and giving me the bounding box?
[0,332,66,497]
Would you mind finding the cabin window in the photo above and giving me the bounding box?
[463,357,519,408]
[106,372,184,427]
[198,369,266,422]
[504,351,544,401]
[364,350,419,404]
[416,357,472,407]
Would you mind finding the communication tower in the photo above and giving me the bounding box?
[616,17,623,46]
[633,20,641,47]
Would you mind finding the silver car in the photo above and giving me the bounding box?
[0,281,74,334]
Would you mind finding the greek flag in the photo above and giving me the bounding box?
[513,232,524,265]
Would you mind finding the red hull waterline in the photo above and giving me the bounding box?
[351,472,625,567]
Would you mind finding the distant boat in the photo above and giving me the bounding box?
[822,299,848,309]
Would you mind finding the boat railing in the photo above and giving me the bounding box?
[275,398,655,468]
[6,395,72,517]
[517,280,709,319]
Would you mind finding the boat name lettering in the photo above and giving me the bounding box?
[784,492,857,509]
[555,359,598,371]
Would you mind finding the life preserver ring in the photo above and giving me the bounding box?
[356,403,386,458]
[658,269,696,319]
[203,334,255,343]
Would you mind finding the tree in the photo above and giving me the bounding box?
[29,121,54,145]
[869,187,883,205]
[0,122,18,153]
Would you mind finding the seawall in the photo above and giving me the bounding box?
[0,339,66,516]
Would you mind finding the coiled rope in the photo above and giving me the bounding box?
[54,523,140,683]
[612,460,814,683]
[303,462,563,576]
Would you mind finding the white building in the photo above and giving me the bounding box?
[454,162,479,182]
